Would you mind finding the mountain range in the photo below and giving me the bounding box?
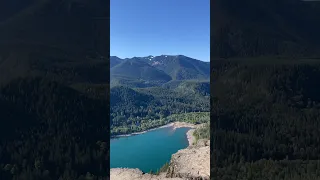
[110,55,210,88]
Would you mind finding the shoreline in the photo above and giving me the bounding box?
[110,122,175,139]
[186,129,196,146]
[111,121,197,139]
[110,122,207,179]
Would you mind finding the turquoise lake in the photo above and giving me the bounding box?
[110,126,191,173]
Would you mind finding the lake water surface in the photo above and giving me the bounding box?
[110,126,190,173]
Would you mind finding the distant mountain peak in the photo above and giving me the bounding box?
[110,54,209,84]
[143,55,154,61]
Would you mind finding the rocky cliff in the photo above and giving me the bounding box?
[165,139,210,180]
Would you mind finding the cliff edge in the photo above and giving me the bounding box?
[165,139,210,180]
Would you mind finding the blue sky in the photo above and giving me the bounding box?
[110,0,210,62]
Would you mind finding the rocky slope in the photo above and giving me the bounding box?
[110,168,183,180]
[165,140,210,180]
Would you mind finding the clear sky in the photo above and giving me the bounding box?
[110,0,210,62]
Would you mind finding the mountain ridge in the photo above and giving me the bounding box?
[110,55,210,87]
[111,55,209,63]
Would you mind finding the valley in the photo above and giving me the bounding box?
[109,55,210,179]
[109,55,210,136]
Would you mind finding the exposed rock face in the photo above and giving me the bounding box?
[165,139,210,180]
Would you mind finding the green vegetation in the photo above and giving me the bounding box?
[111,59,172,83]
[111,112,210,136]
[212,59,320,179]
[193,122,210,144]
[110,55,210,88]
[146,55,210,80]
[109,55,210,136]
[153,162,170,175]
[110,83,209,136]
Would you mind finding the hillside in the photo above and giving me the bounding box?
[109,54,210,135]
[110,85,209,135]
[149,55,210,80]
[110,56,123,68]
[212,0,320,58]
[111,59,172,83]
[110,55,210,88]
[174,81,210,96]
[110,86,155,108]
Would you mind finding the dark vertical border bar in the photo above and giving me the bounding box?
[91,0,111,178]
[210,0,216,179]
[210,0,320,179]
[0,0,110,179]
[93,0,111,179]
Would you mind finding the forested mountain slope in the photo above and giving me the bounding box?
[111,59,172,83]
[110,55,210,88]
[110,85,209,135]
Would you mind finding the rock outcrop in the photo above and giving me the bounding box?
[165,139,210,180]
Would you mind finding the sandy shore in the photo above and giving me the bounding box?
[111,123,174,138]
[111,121,197,139]
[186,129,195,146]
[170,121,198,146]
[171,121,197,130]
